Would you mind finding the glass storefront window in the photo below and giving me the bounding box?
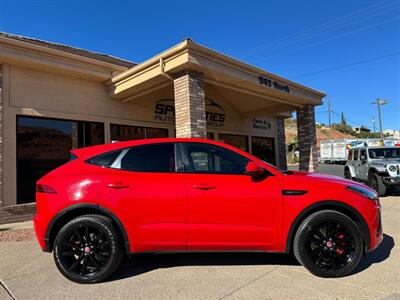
[218,133,249,152]
[17,116,104,204]
[206,132,214,140]
[251,136,276,165]
[110,124,168,142]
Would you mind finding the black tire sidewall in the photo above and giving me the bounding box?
[53,215,122,284]
[294,210,364,278]
[344,168,351,179]
[369,174,387,197]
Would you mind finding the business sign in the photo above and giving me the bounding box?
[154,98,225,128]
[252,118,272,131]
[258,76,290,93]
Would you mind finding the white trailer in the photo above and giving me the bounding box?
[320,140,333,163]
[332,140,347,162]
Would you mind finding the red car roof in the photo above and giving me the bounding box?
[70,138,251,161]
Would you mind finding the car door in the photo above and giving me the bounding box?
[357,149,369,180]
[97,142,187,253]
[180,142,283,252]
[353,149,360,179]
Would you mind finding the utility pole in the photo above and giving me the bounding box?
[328,96,331,128]
[372,98,388,142]
[372,115,376,133]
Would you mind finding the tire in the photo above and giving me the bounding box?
[53,214,123,283]
[293,210,364,278]
[368,173,387,197]
[344,168,352,180]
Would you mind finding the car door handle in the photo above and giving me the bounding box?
[107,182,130,189]
[192,184,216,190]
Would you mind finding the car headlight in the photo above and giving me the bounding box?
[346,185,378,200]
[388,165,397,172]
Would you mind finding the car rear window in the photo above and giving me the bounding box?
[87,150,122,167]
[119,143,175,173]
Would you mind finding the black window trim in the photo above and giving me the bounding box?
[179,142,250,176]
[86,142,180,174]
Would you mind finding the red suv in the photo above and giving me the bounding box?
[34,138,383,283]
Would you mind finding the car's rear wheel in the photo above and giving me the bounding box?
[344,168,352,180]
[53,214,123,283]
[293,210,363,278]
[368,173,387,197]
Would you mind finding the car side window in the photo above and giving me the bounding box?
[118,143,176,173]
[184,143,249,175]
[87,150,122,167]
[360,149,366,161]
[348,150,353,160]
[353,149,359,161]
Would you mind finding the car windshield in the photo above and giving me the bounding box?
[368,148,400,159]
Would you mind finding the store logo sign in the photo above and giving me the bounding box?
[154,98,225,128]
[252,118,272,131]
[258,76,290,93]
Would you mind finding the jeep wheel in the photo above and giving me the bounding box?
[368,173,387,197]
[293,210,364,278]
[344,168,352,180]
[53,215,123,283]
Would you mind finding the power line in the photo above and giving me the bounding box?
[331,111,371,129]
[247,0,399,55]
[251,16,400,62]
[292,51,400,79]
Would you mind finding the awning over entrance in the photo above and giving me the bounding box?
[106,39,325,172]
[106,39,325,117]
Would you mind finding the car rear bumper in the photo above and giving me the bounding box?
[367,204,383,252]
[33,214,48,251]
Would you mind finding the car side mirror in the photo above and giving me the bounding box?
[245,161,266,179]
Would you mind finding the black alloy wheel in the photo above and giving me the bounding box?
[294,210,364,277]
[53,215,122,283]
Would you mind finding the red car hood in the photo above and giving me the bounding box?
[285,171,370,189]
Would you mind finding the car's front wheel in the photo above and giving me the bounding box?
[293,210,364,278]
[53,214,123,283]
[368,173,387,197]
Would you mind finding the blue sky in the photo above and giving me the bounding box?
[1,0,399,130]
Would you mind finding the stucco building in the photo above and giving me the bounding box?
[0,33,325,224]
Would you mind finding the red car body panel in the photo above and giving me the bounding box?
[33,138,383,255]
[185,173,282,251]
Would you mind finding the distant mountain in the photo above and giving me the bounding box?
[285,119,356,151]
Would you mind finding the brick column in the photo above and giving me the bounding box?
[296,105,318,172]
[0,64,3,208]
[277,118,288,170]
[173,70,206,138]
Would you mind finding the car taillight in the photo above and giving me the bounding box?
[36,184,57,194]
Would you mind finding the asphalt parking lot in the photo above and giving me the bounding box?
[0,164,399,300]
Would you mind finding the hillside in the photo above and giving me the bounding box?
[285,119,356,151]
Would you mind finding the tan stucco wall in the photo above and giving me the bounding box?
[2,64,279,206]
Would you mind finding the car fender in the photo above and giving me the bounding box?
[284,200,371,253]
[44,203,130,253]
[346,165,356,178]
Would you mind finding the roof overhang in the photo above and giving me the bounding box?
[0,35,130,81]
[106,39,325,111]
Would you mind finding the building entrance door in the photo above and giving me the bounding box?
[251,136,276,165]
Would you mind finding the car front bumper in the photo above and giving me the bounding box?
[382,176,400,186]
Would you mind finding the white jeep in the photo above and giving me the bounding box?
[344,146,400,196]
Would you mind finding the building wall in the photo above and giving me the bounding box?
[0,63,281,224]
